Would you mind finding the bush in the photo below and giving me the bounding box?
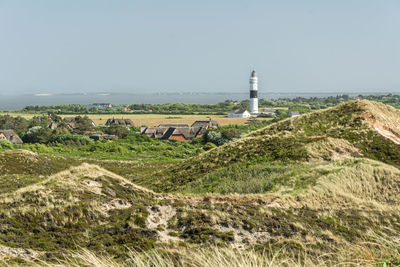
[0,139,14,151]
[203,142,217,151]
[220,128,241,140]
[204,131,227,146]
[203,128,241,146]
[49,134,93,146]
[22,143,54,153]
[257,113,274,118]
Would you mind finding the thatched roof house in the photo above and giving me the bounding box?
[191,120,219,129]
[158,124,189,128]
[141,126,170,139]
[160,127,201,141]
[0,130,23,144]
[49,117,95,130]
[105,118,134,127]
[141,121,218,141]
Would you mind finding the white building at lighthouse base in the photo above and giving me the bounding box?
[227,109,251,118]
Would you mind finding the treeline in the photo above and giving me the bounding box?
[21,101,247,115]
[126,102,244,114]
[18,94,400,115]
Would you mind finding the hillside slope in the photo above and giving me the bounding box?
[148,100,400,192]
[3,159,400,263]
[0,163,159,257]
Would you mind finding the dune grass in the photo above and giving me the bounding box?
[3,241,399,267]
[178,160,330,195]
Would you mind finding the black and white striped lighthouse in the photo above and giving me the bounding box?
[249,70,258,114]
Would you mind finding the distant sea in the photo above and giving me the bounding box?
[0,92,365,111]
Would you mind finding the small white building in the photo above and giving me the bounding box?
[259,108,276,116]
[289,111,300,117]
[228,109,251,118]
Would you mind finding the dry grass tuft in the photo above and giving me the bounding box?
[11,241,398,267]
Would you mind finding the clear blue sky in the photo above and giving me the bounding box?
[0,0,399,95]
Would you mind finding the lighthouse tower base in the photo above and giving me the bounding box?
[250,98,258,114]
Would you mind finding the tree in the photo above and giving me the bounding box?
[105,124,131,138]
[24,126,53,143]
[29,116,51,128]
[73,116,94,134]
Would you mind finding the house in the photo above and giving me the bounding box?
[85,103,112,109]
[141,124,190,139]
[158,124,189,128]
[49,117,96,131]
[191,120,219,129]
[0,130,23,144]
[189,119,219,138]
[160,127,201,141]
[140,122,206,141]
[259,109,277,116]
[227,109,251,118]
[89,134,118,141]
[141,126,170,139]
[63,117,77,129]
[289,111,300,117]
[105,118,134,127]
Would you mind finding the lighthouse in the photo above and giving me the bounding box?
[249,70,258,114]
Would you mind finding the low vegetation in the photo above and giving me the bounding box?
[5,243,400,266]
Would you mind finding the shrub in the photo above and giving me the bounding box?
[204,131,227,146]
[49,134,93,146]
[0,139,13,151]
[22,143,54,153]
[203,142,217,151]
[220,128,241,140]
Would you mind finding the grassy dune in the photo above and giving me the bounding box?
[1,159,400,265]
[147,100,400,192]
[2,100,400,265]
